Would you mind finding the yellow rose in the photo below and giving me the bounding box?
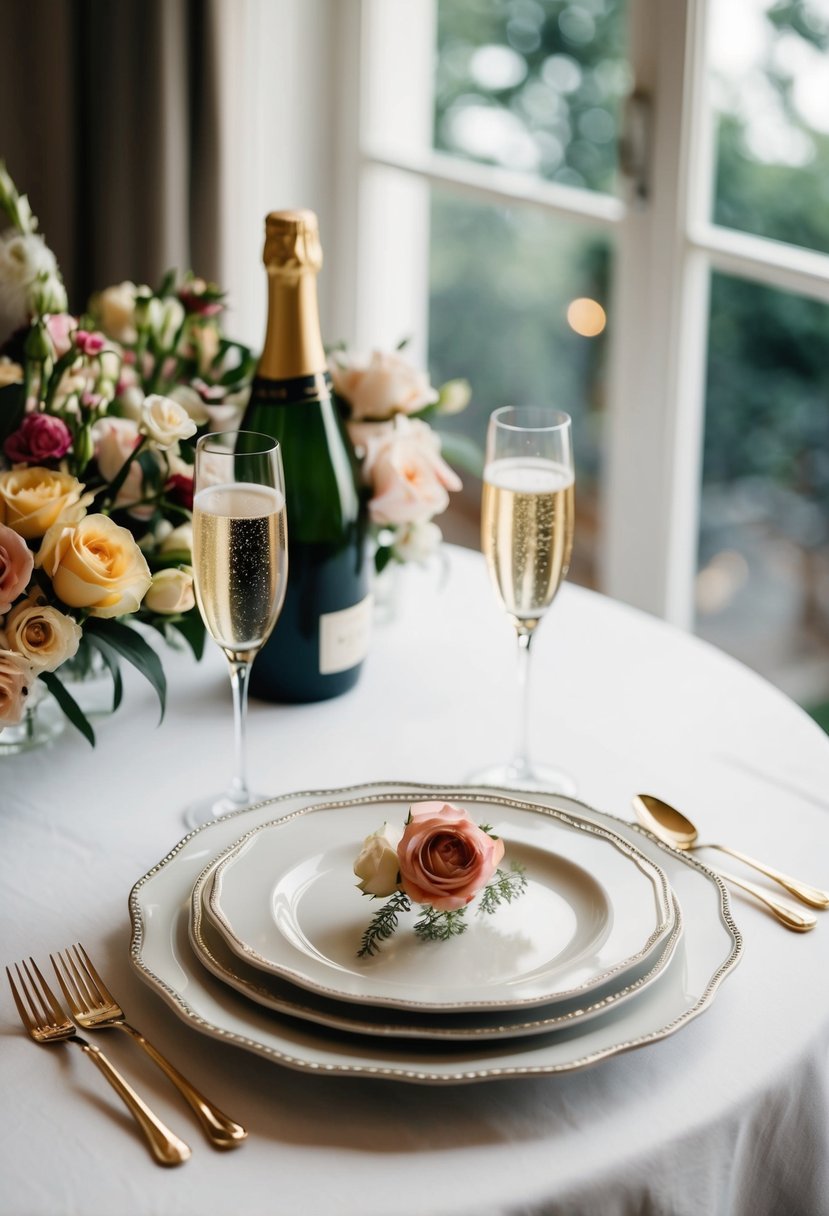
[5,596,82,672]
[0,467,87,540]
[41,513,152,618]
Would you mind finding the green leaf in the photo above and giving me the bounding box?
[84,617,166,721]
[169,609,206,660]
[85,635,124,712]
[40,672,95,745]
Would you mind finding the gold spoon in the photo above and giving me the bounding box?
[632,793,822,932]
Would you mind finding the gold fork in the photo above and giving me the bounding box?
[7,958,190,1167]
[51,944,246,1149]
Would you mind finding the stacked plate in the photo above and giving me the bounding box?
[129,782,743,1084]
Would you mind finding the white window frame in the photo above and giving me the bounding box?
[328,0,829,631]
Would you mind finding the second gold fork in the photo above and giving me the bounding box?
[52,944,247,1149]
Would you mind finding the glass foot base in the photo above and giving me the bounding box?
[182,790,268,830]
[466,762,577,796]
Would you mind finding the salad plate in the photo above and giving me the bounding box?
[190,851,683,1041]
[129,782,742,1084]
[203,793,675,1012]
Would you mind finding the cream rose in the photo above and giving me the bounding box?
[0,521,34,613]
[353,824,403,897]
[0,648,34,727]
[0,467,88,540]
[139,393,198,449]
[143,567,195,615]
[5,597,82,672]
[93,281,139,344]
[0,358,23,387]
[329,349,438,421]
[392,520,443,564]
[40,513,152,618]
[159,522,193,557]
[396,802,505,912]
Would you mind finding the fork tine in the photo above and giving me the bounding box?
[28,957,67,1026]
[50,951,82,1017]
[74,943,115,1005]
[19,960,51,1025]
[5,965,34,1033]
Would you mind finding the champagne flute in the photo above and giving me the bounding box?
[469,406,576,793]
[184,430,288,828]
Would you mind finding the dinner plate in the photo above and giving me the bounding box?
[129,782,742,1084]
[190,851,683,1042]
[203,794,675,1012]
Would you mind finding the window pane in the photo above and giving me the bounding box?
[710,0,829,255]
[428,189,611,589]
[435,0,629,194]
[697,273,829,714]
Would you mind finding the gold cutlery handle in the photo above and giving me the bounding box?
[78,1040,191,1166]
[715,868,817,932]
[710,844,829,909]
[121,1024,247,1148]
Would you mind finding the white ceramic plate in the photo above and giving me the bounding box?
[129,783,742,1084]
[203,794,675,1012]
[190,853,683,1042]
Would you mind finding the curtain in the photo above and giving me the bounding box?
[0,0,223,312]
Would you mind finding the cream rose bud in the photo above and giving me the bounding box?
[353,824,402,897]
[139,394,198,449]
[0,648,34,727]
[5,597,82,672]
[41,513,152,618]
[392,520,443,564]
[93,281,138,344]
[159,522,193,557]
[143,567,195,615]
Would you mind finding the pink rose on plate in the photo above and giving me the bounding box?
[329,349,438,421]
[0,522,34,613]
[4,413,73,464]
[397,801,505,912]
[363,417,462,526]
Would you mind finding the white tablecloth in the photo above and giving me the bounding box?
[2,546,828,1216]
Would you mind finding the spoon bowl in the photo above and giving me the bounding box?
[632,792,828,919]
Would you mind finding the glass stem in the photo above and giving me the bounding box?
[226,657,252,807]
[512,627,534,779]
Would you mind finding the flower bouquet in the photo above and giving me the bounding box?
[0,163,254,744]
[329,346,473,573]
[353,801,527,957]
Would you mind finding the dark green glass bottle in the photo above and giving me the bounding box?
[242,210,370,703]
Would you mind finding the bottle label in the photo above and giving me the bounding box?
[319,595,373,675]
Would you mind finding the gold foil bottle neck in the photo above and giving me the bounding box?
[263,210,323,277]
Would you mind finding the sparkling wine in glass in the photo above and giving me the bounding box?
[470,406,576,793]
[184,430,288,827]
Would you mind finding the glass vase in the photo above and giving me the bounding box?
[0,680,65,754]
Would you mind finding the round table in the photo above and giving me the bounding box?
[2,545,828,1215]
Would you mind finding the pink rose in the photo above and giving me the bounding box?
[92,416,154,520]
[364,418,462,526]
[329,350,438,421]
[4,413,73,464]
[396,801,505,912]
[45,313,77,358]
[0,522,34,613]
[0,648,34,727]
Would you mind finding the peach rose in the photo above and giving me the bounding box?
[329,350,438,421]
[0,522,34,613]
[0,648,34,727]
[396,802,505,912]
[38,513,152,618]
[353,824,402,897]
[0,467,88,540]
[5,596,82,672]
[365,418,462,527]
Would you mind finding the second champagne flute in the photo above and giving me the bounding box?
[185,430,288,828]
[470,406,576,793]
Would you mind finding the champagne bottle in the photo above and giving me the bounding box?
[242,210,371,702]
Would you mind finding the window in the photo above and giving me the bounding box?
[348,0,829,719]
